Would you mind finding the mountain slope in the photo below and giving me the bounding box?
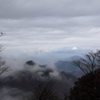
[0,60,77,100]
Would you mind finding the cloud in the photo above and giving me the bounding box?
[0,0,100,19]
[0,0,100,56]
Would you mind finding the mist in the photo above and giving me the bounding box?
[0,54,77,100]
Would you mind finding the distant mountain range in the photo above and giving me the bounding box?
[55,56,81,72]
[55,55,84,77]
[65,55,81,61]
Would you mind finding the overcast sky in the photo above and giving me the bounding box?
[0,0,100,57]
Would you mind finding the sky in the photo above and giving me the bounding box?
[0,0,100,60]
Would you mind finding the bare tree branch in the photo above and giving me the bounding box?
[72,50,100,75]
[0,30,10,75]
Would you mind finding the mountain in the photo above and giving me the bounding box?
[26,60,46,67]
[71,71,84,78]
[55,56,83,77]
[55,60,80,72]
[26,60,36,66]
[0,60,77,100]
[66,55,81,61]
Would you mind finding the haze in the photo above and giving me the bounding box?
[0,0,100,63]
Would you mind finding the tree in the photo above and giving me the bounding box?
[72,50,100,75]
[63,93,69,100]
[21,81,58,100]
[68,51,100,100]
[68,69,100,100]
[0,31,9,75]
